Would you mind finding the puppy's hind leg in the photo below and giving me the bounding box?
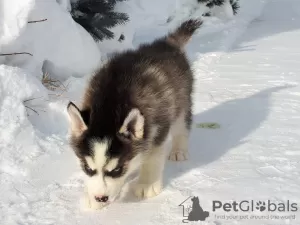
[168,110,191,161]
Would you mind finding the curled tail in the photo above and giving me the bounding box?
[167,19,203,48]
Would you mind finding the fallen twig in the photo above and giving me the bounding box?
[25,105,39,115]
[23,96,44,103]
[28,19,47,23]
[0,52,33,56]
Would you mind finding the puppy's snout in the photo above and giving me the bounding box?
[95,195,109,202]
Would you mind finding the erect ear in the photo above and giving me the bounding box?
[118,108,145,141]
[67,102,88,136]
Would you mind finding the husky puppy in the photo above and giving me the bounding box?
[66,19,202,209]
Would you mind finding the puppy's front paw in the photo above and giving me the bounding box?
[134,180,162,199]
[168,150,188,161]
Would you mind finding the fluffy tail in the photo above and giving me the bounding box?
[167,19,203,48]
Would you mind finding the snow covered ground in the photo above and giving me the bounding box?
[1,0,300,224]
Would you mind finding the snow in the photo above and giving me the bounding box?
[0,0,34,47]
[1,0,300,224]
[1,0,101,78]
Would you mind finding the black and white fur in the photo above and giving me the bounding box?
[67,19,203,210]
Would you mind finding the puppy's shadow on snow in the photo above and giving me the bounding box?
[163,86,291,185]
[120,85,292,203]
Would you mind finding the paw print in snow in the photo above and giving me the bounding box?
[256,201,266,212]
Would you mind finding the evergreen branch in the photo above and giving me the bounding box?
[71,0,113,15]
[106,11,129,24]
[206,0,225,8]
[198,0,239,14]
[91,12,128,29]
[197,0,211,3]
[230,0,240,15]
[70,0,129,41]
[91,27,115,41]
[211,0,225,6]
[73,15,115,41]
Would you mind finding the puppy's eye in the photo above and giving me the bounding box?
[84,164,97,176]
[112,167,121,173]
[105,166,123,178]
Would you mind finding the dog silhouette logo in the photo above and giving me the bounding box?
[179,196,210,223]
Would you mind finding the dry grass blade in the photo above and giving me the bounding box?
[42,71,69,98]
[42,72,61,91]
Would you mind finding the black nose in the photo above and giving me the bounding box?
[95,196,109,202]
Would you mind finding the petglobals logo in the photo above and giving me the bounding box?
[212,200,298,212]
[179,196,210,223]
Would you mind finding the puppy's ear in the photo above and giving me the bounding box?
[118,108,145,141]
[67,102,88,136]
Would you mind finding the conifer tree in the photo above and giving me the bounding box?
[71,0,129,42]
[198,0,240,15]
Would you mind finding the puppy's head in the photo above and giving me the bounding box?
[66,102,145,203]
